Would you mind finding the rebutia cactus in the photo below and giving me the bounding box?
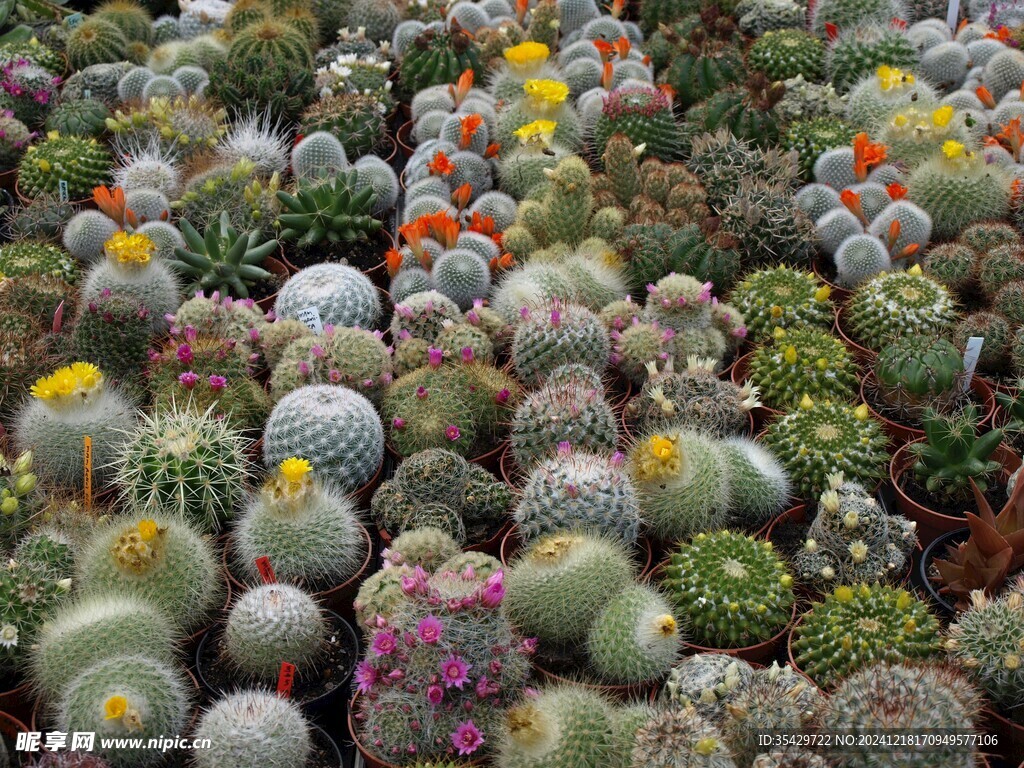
[844,266,957,351]
[587,585,682,684]
[223,583,327,683]
[503,532,635,647]
[193,691,313,768]
[728,266,833,341]
[747,328,859,410]
[30,594,179,701]
[663,530,795,649]
[114,401,248,532]
[17,133,112,199]
[76,514,223,632]
[791,583,942,687]
[515,444,640,545]
[274,263,381,330]
[264,384,383,493]
[592,85,682,162]
[511,300,610,384]
[232,457,369,589]
[873,334,965,420]
[763,399,889,499]
[55,654,191,768]
[821,662,980,768]
[14,362,135,491]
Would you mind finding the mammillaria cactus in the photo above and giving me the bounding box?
[663,530,795,649]
[274,263,381,330]
[587,585,682,684]
[14,362,134,491]
[873,334,965,420]
[17,132,112,199]
[512,300,610,384]
[232,457,369,589]
[76,515,223,632]
[592,85,682,162]
[0,561,71,673]
[762,398,889,499]
[629,704,736,768]
[269,325,392,402]
[659,653,755,721]
[728,266,834,341]
[749,29,825,83]
[792,583,943,686]
[750,326,858,409]
[193,691,313,768]
[843,266,957,350]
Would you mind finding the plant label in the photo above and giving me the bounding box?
[296,305,323,334]
[67,12,83,28]
[277,662,295,698]
[58,180,68,202]
[962,336,983,392]
[82,89,91,100]
[255,556,277,584]
[83,436,92,511]
[947,0,960,32]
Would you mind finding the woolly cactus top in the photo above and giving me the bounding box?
[601,85,671,120]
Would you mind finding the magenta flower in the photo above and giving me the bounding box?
[428,347,444,368]
[354,660,378,693]
[183,325,198,342]
[310,344,325,359]
[732,326,748,338]
[248,327,261,343]
[440,655,471,688]
[416,386,428,399]
[557,441,571,456]
[298,361,310,375]
[451,721,484,756]
[479,572,505,609]
[549,308,561,327]
[208,375,227,391]
[445,425,461,441]
[178,371,199,389]
[176,344,193,364]
[610,451,625,468]
[393,417,406,430]
[426,684,444,705]
[329,369,342,383]
[495,388,510,405]
[461,346,474,363]
[417,615,443,644]
[372,631,397,656]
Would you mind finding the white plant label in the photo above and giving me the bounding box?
[67,12,83,27]
[82,89,91,99]
[962,336,984,392]
[58,179,68,202]
[296,305,324,334]
[947,0,960,31]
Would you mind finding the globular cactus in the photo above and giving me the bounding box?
[193,691,313,768]
[873,334,965,420]
[269,325,392,402]
[512,300,610,384]
[290,131,349,181]
[810,0,908,38]
[728,266,833,341]
[845,67,937,134]
[748,29,825,83]
[982,47,1024,101]
[17,133,112,200]
[592,85,682,161]
[66,19,129,71]
[354,155,400,215]
[718,437,791,529]
[791,584,943,686]
[587,585,682,685]
[503,532,635,647]
[431,248,491,310]
[746,327,859,410]
[223,583,327,683]
[814,207,863,255]
[783,117,857,181]
[384,526,462,571]
[844,266,957,350]
[69,290,153,395]
[55,654,191,768]
[515,444,640,545]
[659,653,754,721]
[763,399,889,499]
[663,530,795,649]
[390,289,463,343]
[826,24,919,94]
[0,561,71,673]
[952,311,1012,373]
[796,183,841,222]
[76,514,223,632]
[833,234,892,288]
[976,243,1024,300]
[610,319,675,385]
[228,20,313,68]
[629,704,737,768]
[30,594,179,701]
[274,263,381,330]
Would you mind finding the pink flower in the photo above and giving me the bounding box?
[329,369,342,383]
[557,441,571,456]
[416,386,428,399]
[479,572,505,609]
[176,344,193,364]
[249,327,261,343]
[440,655,471,688]
[208,375,227,391]
[451,720,484,756]
[417,615,443,644]
[372,631,397,656]
[298,361,310,375]
[428,347,444,368]
[520,637,538,655]
[393,417,406,430]
[610,451,625,468]
[354,660,378,693]
[445,425,461,441]
[183,325,198,342]
[495,388,510,405]
[549,308,561,327]
[178,371,199,389]
[310,344,325,358]
[732,326,748,338]
[461,346,474,363]
[426,684,444,705]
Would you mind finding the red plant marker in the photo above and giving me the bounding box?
[277,662,295,698]
[256,556,277,584]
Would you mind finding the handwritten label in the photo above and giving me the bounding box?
[83,436,92,511]
[277,662,295,698]
[66,12,83,28]
[58,179,68,203]
[296,305,323,334]
[255,556,276,584]
[962,337,984,392]
[947,0,961,32]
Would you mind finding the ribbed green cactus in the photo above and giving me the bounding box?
[66,18,129,71]
[592,86,682,162]
[728,266,834,341]
[844,268,957,351]
[749,29,825,83]
[792,584,942,687]
[0,561,71,673]
[826,25,919,93]
[663,23,744,110]
[193,691,313,768]
[873,334,965,421]
[17,133,112,199]
[663,530,795,649]
[300,92,388,157]
[747,327,859,410]
[587,585,682,685]
[511,300,610,385]
[229,20,313,68]
[399,22,481,93]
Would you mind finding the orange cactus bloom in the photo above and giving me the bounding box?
[452,183,472,211]
[986,25,1011,41]
[467,211,496,237]
[996,116,1024,161]
[427,150,456,177]
[605,0,625,18]
[490,253,515,272]
[398,221,427,263]
[840,189,868,224]
[886,182,907,200]
[484,142,501,159]
[898,243,919,261]
[593,39,614,62]
[601,61,614,90]
[425,210,460,249]
[459,114,483,149]
[515,0,528,22]
[93,186,126,225]
[385,248,404,277]
[448,69,475,107]
[976,85,996,108]
[614,36,631,60]
[852,132,887,182]
[887,219,901,251]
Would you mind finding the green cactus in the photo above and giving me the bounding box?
[685,76,785,149]
[17,133,112,200]
[228,20,313,68]
[169,211,277,299]
[976,243,1024,300]
[0,241,76,283]
[66,18,129,71]
[844,269,957,351]
[300,92,389,157]
[908,150,1013,241]
[922,242,975,296]
[908,404,1004,501]
[663,530,795,649]
[68,291,152,395]
[276,170,382,250]
[826,24,919,93]
[659,652,754,720]
[746,328,860,410]
[873,334,965,421]
[718,178,814,266]
[810,0,907,38]
[45,98,112,139]
[729,266,834,341]
[587,585,682,685]
[193,691,313,768]
[783,117,857,180]
[748,29,825,83]
[269,325,391,402]
[662,21,744,110]
[0,560,71,673]
[792,583,942,687]
[592,85,682,162]
[399,22,482,94]
[511,300,610,385]
[207,52,315,123]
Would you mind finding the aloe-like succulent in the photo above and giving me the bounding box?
[170,211,279,299]
[275,170,382,247]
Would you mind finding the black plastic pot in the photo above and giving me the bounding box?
[917,527,969,620]
[195,610,359,715]
[310,724,344,767]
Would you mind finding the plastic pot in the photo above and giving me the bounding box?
[916,526,967,619]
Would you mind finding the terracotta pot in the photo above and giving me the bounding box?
[499,525,655,576]
[833,305,876,366]
[861,373,998,448]
[890,440,1022,547]
[730,352,781,430]
[811,255,851,303]
[464,519,514,558]
[14,178,93,208]
[533,661,655,702]
[982,707,1024,764]
[380,134,398,165]
[0,708,27,752]
[255,255,290,313]
[499,443,522,488]
[0,681,31,725]
[223,523,373,619]
[396,120,415,157]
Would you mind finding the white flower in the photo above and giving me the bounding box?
[0,625,18,649]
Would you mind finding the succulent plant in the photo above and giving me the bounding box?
[276,170,382,250]
[17,132,112,199]
[193,691,313,768]
[659,652,755,721]
[728,266,834,341]
[399,22,482,94]
[0,560,71,673]
[511,300,610,385]
[873,334,966,421]
[629,700,735,768]
[908,404,1004,502]
[746,327,860,410]
[843,267,957,351]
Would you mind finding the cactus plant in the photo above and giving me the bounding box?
[193,691,313,768]
[17,132,112,199]
[269,325,391,402]
[207,52,315,124]
[908,404,1004,501]
[659,652,755,720]
[69,291,152,395]
[749,29,825,83]
[791,583,942,686]
[728,266,834,341]
[826,24,919,93]
[399,22,482,94]
[228,20,313,68]
[274,263,381,330]
[511,300,610,384]
[587,585,682,684]
[844,267,957,351]
[66,19,130,71]
[169,212,278,299]
[746,328,860,410]
[0,560,71,672]
[592,85,682,162]
[873,334,966,421]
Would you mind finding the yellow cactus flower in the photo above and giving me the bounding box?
[30,362,104,403]
[835,585,854,603]
[769,305,783,318]
[784,346,798,365]
[654,614,677,637]
[523,78,569,107]
[513,119,557,147]
[932,105,954,127]
[503,41,550,74]
[104,695,128,720]
[893,114,908,127]
[103,231,155,267]
[137,519,158,542]
[36,158,51,173]
[46,130,59,141]
[896,590,912,610]
[279,456,312,484]
[907,263,923,276]
[942,139,966,159]
[1005,653,1021,670]
[814,285,831,302]
[772,326,787,340]
[650,434,675,461]
[694,738,721,756]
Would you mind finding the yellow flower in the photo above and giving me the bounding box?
[814,285,831,302]
[650,434,675,461]
[834,586,854,603]
[854,403,870,421]
[654,614,677,637]
[45,130,59,141]
[784,346,797,365]
[104,695,128,720]
[137,519,158,542]
[523,78,569,106]
[36,158,51,173]
[104,231,155,267]
[503,41,550,73]
[513,119,557,147]
[30,362,104,402]
[877,65,913,91]
[769,305,783,318]
[893,114,908,127]
[694,738,721,757]
[932,105,954,127]
[907,263,923,276]
[279,457,312,484]
[942,139,966,159]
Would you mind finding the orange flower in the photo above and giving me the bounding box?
[976,85,996,108]
[484,142,501,159]
[425,210,460,249]
[490,253,515,272]
[452,183,472,211]
[605,0,625,18]
[459,114,483,149]
[398,221,427,263]
[887,219,901,251]
[93,186,126,226]
[448,69,474,108]
[852,132,887,182]
[898,243,919,261]
[840,189,867,224]
[890,16,906,29]
[427,150,455,177]
[593,39,614,62]
[658,83,676,105]
[601,62,614,90]
[986,25,1011,41]
[886,182,907,200]
[996,116,1024,161]
[385,248,404,277]
[614,36,631,60]
[468,211,496,238]
[515,0,528,22]
[642,54,652,66]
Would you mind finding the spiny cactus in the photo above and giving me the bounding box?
[69,289,153,394]
[17,132,112,199]
[269,325,392,402]
[0,560,71,673]
[193,691,313,768]
[659,653,754,721]
[274,262,381,330]
[587,585,682,685]
[728,266,834,341]
[873,334,965,421]
[748,326,860,410]
[512,300,610,384]
[844,267,957,351]
[629,704,737,768]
